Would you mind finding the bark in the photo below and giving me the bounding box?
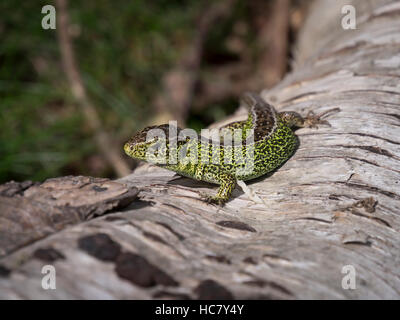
[0,0,399,299]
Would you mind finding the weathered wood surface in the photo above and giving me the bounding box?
[1,0,399,299]
[0,177,138,258]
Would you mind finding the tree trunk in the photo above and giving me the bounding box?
[1,0,399,299]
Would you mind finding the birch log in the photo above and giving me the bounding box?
[0,0,399,299]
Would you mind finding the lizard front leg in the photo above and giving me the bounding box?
[204,171,237,206]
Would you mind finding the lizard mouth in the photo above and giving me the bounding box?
[123,142,133,155]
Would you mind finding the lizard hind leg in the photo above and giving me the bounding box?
[203,172,237,206]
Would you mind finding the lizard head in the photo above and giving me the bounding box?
[124,124,170,162]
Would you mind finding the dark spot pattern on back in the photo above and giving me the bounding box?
[242,92,277,141]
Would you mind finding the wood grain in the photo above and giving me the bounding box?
[0,0,399,299]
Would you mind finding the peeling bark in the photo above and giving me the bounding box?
[0,176,138,258]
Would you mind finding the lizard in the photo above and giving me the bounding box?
[124,92,339,205]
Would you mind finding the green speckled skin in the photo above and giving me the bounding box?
[125,92,331,205]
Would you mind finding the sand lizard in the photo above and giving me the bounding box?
[124,92,339,205]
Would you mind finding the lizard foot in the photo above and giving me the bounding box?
[201,193,226,206]
[303,108,340,129]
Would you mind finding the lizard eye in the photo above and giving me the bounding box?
[129,145,134,151]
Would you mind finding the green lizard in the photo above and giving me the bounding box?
[124,92,339,205]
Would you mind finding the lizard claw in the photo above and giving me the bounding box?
[201,193,226,206]
[303,108,340,129]
[304,117,331,129]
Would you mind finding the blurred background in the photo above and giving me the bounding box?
[0,0,309,184]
